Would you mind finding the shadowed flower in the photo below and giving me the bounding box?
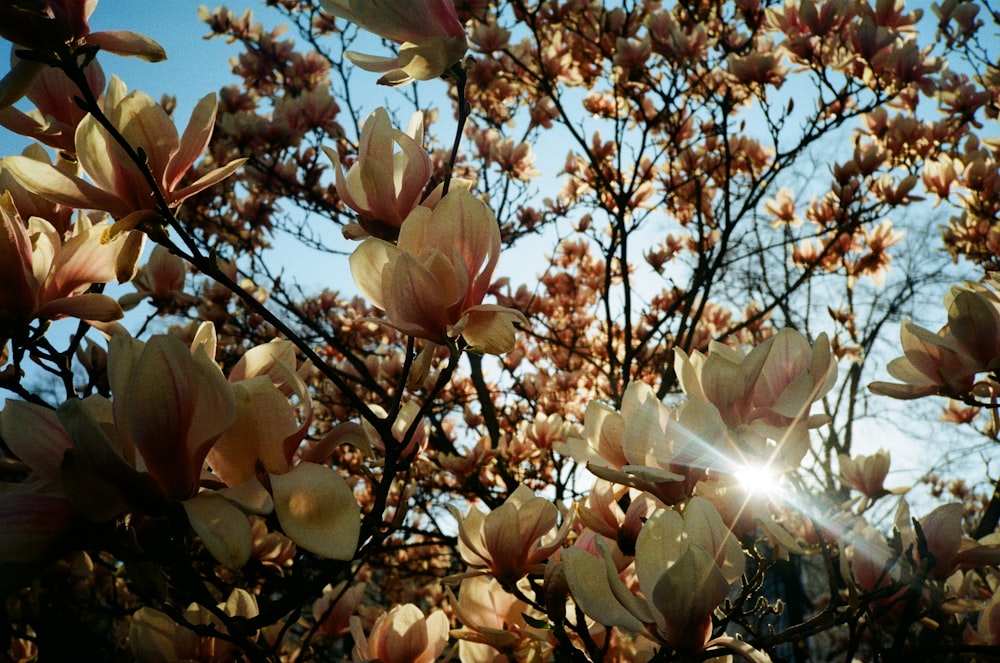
[0,192,123,346]
[318,0,468,85]
[349,187,527,354]
[130,589,259,663]
[869,279,1000,400]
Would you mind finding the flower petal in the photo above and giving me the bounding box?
[183,491,253,569]
[271,462,360,559]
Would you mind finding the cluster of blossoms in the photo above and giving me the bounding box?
[1,0,1000,661]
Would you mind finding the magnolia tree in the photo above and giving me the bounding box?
[1,0,1000,660]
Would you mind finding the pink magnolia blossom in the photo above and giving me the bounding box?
[322,107,432,240]
[5,76,247,231]
[349,188,527,354]
[839,449,907,501]
[869,279,1000,399]
[451,575,552,661]
[319,0,468,85]
[118,243,195,311]
[350,604,449,663]
[452,484,573,581]
[0,192,123,343]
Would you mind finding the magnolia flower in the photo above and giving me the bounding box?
[452,484,572,581]
[563,498,762,659]
[451,575,552,661]
[869,280,1000,400]
[556,381,729,505]
[839,449,907,501]
[118,243,195,311]
[199,329,360,563]
[6,76,246,239]
[0,192,123,345]
[322,107,432,240]
[350,604,449,663]
[350,188,527,354]
[106,332,237,502]
[675,328,838,470]
[897,502,1000,580]
[0,0,165,109]
[319,0,468,85]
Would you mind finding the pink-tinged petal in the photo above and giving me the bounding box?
[394,126,432,213]
[4,154,131,217]
[182,492,252,569]
[207,377,297,487]
[419,189,499,306]
[322,145,362,212]
[41,225,120,301]
[651,547,728,651]
[481,502,522,573]
[165,93,218,192]
[86,30,167,62]
[123,336,236,500]
[562,545,646,632]
[112,91,178,195]
[349,237,399,310]
[34,292,123,322]
[381,252,455,341]
[0,192,37,319]
[360,157,403,227]
[169,158,248,205]
[270,462,360,560]
[0,494,78,564]
[75,112,150,212]
[0,400,72,486]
